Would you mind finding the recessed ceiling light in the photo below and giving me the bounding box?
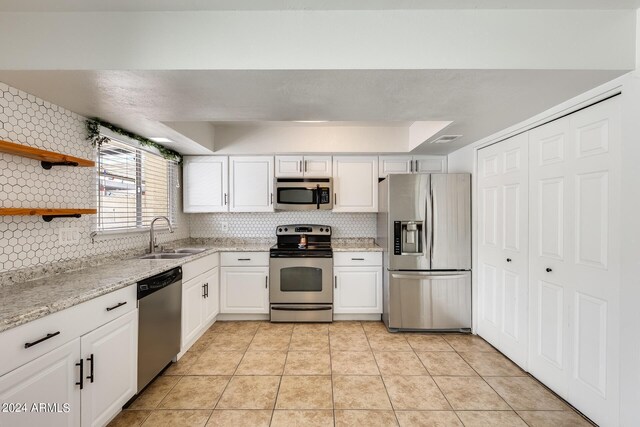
[429,135,462,144]
[293,120,328,123]
[149,137,174,143]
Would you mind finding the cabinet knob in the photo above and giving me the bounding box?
[546,268,553,273]
[506,258,512,262]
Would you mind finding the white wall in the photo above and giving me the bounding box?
[0,10,634,70]
[446,143,474,173]
[213,124,410,154]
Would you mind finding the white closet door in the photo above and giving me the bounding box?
[477,133,529,368]
[529,97,620,427]
[529,115,573,398]
[567,99,620,426]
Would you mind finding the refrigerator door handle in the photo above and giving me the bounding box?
[391,273,468,280]
[430,183,436,264]
[425,180,433,266]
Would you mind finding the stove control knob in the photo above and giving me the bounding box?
[278,228,282,232]
[326,227,330,233]
[284,228,288,232]
[320,228,323,232]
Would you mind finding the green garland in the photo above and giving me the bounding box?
[85,118,182,164]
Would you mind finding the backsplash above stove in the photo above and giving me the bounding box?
[189,212,377,238]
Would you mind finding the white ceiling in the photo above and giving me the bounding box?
[1,0,640,11]
[0,69,624,155]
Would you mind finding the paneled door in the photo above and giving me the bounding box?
[229,156,274,212]
[477,133,529,368]
[529,97,620,426]
[183,156,229,212]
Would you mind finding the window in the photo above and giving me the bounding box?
[97,137,178,232]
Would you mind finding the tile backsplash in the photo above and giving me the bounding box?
[0,82,188,273]
[189,211,377,238]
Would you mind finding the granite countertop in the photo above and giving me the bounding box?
[332,239,383,252]
[0,238,380,334]
[0,240,272,333]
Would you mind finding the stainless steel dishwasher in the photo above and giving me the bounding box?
[137,267,182,392]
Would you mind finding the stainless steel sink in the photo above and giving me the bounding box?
[172,248,206,254]
[138,253,192,260]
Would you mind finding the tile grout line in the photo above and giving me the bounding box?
[363,325,400,425]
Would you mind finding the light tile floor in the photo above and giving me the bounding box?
[109,321,594,427]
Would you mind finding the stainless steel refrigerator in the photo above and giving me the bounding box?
[377,173,471,331]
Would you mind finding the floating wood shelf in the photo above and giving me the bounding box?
[0,139,95,169]
[0,209,97,222]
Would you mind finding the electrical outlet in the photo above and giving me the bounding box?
[220,222,229,232]
[58,227,81,245]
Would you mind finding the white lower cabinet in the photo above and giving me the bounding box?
[80,310,138,427]
[333,267,382,314]
[220,267,269,314]
[183,267,219,347]
[0,338,81,427]
[333,252,383,315]
[0,309,138,427]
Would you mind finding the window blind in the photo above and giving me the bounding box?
[97,137,178,232]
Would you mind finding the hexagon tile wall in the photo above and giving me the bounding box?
[0,82,188,273]
[189,212,377,238]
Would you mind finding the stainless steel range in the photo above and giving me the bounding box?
[269,224,333,322]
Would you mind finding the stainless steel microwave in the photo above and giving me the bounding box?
[275,178,333,211]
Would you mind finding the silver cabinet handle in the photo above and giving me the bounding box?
[270,192,273,204]
[238,258,251,261]
[299,160,302,172]
[351,258,365,261]
[304,160,308,172]
[392,273,467,280]
[265,276,268,289]
[409,159,413,173]
[224,193,227,205]
[334,276,337,288]
[334,193,337,205]
[414,160,419,172]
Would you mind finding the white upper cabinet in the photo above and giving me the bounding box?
[275,156,304,177]
[378,155,447,177]
[275,155,332,178]
[183,156,228,212]
[333,156,378,212]
[229,156,274,212]
[414,155,447,173]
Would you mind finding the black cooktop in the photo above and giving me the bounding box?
[270,224,332,258]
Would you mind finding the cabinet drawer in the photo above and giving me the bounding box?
[0,285,136,376]
[221,252,269,267]
[333,252,382,266]
[183,253,219,282]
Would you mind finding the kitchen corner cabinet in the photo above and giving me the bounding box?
[333,252,383,314]
[275,155,332,178]
[378,155,447,177]
[0,307,137,427]
[220,252,270,314]
[332,156,379,212]
[229,156,274,212]
[183,156,229,213]
[181,254,220,351]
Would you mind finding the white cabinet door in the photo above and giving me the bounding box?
[0,338,81,427]
[220,267,269,314]
[333,267,382,314]
[80,310,137,427]
[183,156,228,212]
[414,156,447,173]
[182,277,205,348]
[275,156,303,177]
[229,156,274,212]
[303,156,332,177]
[378,156,412,177]
[203,267,220,324]
[476,133,529,369]
[333,156,378,212]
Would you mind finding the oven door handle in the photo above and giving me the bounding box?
[316,184,321,209]
[271,305,333,311]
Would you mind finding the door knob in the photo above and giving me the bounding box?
[546,268,553,273]
[506,258,512,262]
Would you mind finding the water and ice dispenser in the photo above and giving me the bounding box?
[393,220,424,255]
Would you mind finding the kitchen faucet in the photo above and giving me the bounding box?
[149,216,174,253]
